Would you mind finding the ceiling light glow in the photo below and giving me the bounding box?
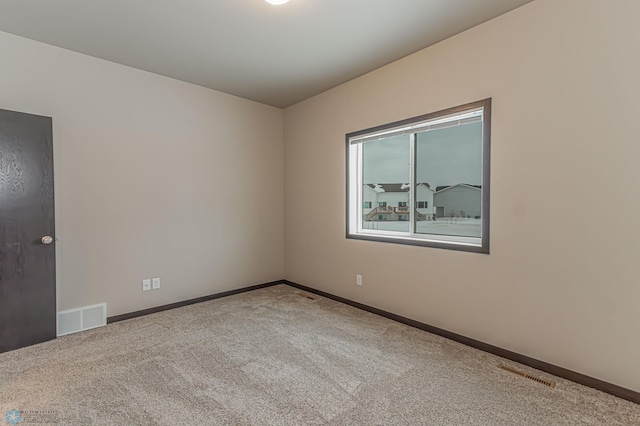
[265,0,289,4]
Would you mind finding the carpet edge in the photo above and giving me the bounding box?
[106,280,284,324]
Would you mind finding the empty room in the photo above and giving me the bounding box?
[1,0,639,424]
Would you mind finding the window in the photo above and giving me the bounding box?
[363,201,372,208]
[346,99,491,253]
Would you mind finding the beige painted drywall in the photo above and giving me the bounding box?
[284,0,640,392]
[0,31,284,317]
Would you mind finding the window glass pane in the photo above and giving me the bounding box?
[415,121,482,238]
[362,135,410,232]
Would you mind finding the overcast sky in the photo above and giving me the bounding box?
[362,122,482,188]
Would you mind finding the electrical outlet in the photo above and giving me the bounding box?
[142,279,151,291]
[152,277,161,290]
[356,274,362,286]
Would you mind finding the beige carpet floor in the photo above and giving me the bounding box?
[1,284,639,425]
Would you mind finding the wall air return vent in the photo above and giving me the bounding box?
[57,303,107,336]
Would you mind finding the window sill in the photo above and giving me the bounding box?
[346,232,489,254]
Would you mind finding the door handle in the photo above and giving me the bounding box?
[41,236,54,245]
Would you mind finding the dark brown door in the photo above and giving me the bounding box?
[0,108,56,353]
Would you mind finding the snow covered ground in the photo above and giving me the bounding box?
[362,218,481,237]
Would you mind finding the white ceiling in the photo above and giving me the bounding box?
[0,0,534,108]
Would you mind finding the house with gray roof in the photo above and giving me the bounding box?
[432,183,482,218]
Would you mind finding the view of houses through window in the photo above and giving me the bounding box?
[347,99,490,252]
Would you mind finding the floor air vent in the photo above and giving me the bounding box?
[57,303,107,336]
[498,364,556,388]
[297,293,315,300]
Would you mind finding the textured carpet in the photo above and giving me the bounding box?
[0,284,638,425]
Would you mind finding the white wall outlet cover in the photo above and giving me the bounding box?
[142,279,151,291]
[152,278,161,289]
[356,275,362,286]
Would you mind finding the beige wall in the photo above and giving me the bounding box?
[0,31,284,317]
[284,0,640,392]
